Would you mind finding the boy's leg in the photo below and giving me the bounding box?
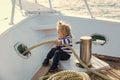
[49,51,71,71]
[49,50,62,71]
[60,51,70,60]
[43,48,58,66]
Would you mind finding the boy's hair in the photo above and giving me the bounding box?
[57,21,72,38]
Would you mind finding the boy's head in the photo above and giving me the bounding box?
[57,21,72,38]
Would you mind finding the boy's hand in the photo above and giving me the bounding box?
[56,40,61,46]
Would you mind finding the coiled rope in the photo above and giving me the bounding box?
[39,70,90,80]
[22,40,111,80]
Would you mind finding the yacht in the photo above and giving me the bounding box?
[0,0,120,80]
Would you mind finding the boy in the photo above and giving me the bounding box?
[42,21,73,72]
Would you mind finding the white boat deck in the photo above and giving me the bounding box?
[59,55,110,72]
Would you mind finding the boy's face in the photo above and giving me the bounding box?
[57,29,65,39]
